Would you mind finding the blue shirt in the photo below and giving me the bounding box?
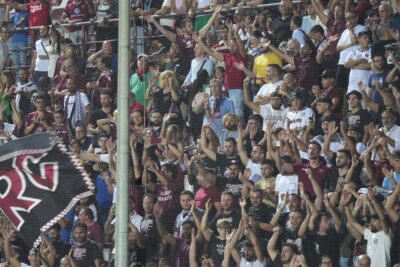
[368,69,390,105]
[10,11,29,43]
[95,174,113,212]
[203,96,235,128]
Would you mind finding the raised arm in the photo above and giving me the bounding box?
[3,229,21,267]
[145,15,177,42]
[200,199,213,241]
[200,125,217,161]
[269,42,295,66]
[154,206,177,247]
[243,77,260,113]
[311,0,329,25]
[345,205,366,235]
[368,189,390,234]
[322,121,338,160]
[192,34,224,61]
[199,6,222,38]
[267,227,282,261]
[237,124,249,166]
[385,183,400,223]
[323,197,342,233]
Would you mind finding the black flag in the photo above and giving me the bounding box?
[0,133,94,247]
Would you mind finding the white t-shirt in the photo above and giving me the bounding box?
[380,125,400,152]
[345,45,371,93]
[275,174,299,196]
[337,25,368,65]
[292,28,307,46]
[256,80,283,99]
[246,160,262,183]
[240,258,266,267]
[301,15,317,33]
[259,104,288,132]
[63,92,90,120]
[284,107,315,136]
[34,38,50,72]
[364,228,391,267]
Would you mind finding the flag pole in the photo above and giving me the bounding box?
[115,0,130,266]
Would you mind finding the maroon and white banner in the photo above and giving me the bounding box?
[0,133,94,247]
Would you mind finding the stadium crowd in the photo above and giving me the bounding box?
[2,0,400,266]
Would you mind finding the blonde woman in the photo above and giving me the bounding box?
[150,70,182,116]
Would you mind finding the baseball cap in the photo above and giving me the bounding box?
[317,96,333,105]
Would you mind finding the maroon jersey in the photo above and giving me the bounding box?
[25,111,54,135]
[26,1,50,27]
[64,0,90,32]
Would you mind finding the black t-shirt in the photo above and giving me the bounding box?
[209,234,226,266]
[73,240,103,267]
[271,16,291,46]
[304,229,343,267]
[139,214,160,263]
[215,153,241,177]
[90,109,112,146]
[346,109,372,136]
[392,218,400,264]
[216,177,243,201]
[208,209,241,233]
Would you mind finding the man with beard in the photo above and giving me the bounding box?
[149,110,163,137]
[63,78,91,134]
[268,227,299,267]
[192,25,247,123]
[304,205,343,267]
[138,194,161,264]
[375,107,400,153]
[155,208,194,267]
[88,92,113,141]
[210,112,240,147]
[255,159,278,209]
[208,191,241,233]
[312,70,343,118]
[244,78,288,131]
[285,91,315,138]
[225,226,266,267]
[346,189,391,267]
[268,40,320,91]
[293,141,331,198]
[252,41,282,87]
[173,191,204,237]
[237,125,266,183]
[13,67,37,117]
[248,189,276,237]
[254,64,283,105]
[200,133,241,177]
[217,161,243,204]
[278,209,309,253]
[30,24,50,86]
[70,223,103,267]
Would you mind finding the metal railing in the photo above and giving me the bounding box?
[5,1,300,71]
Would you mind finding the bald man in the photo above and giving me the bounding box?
[357,255,371,267]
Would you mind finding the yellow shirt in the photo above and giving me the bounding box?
[252,53,282,85]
